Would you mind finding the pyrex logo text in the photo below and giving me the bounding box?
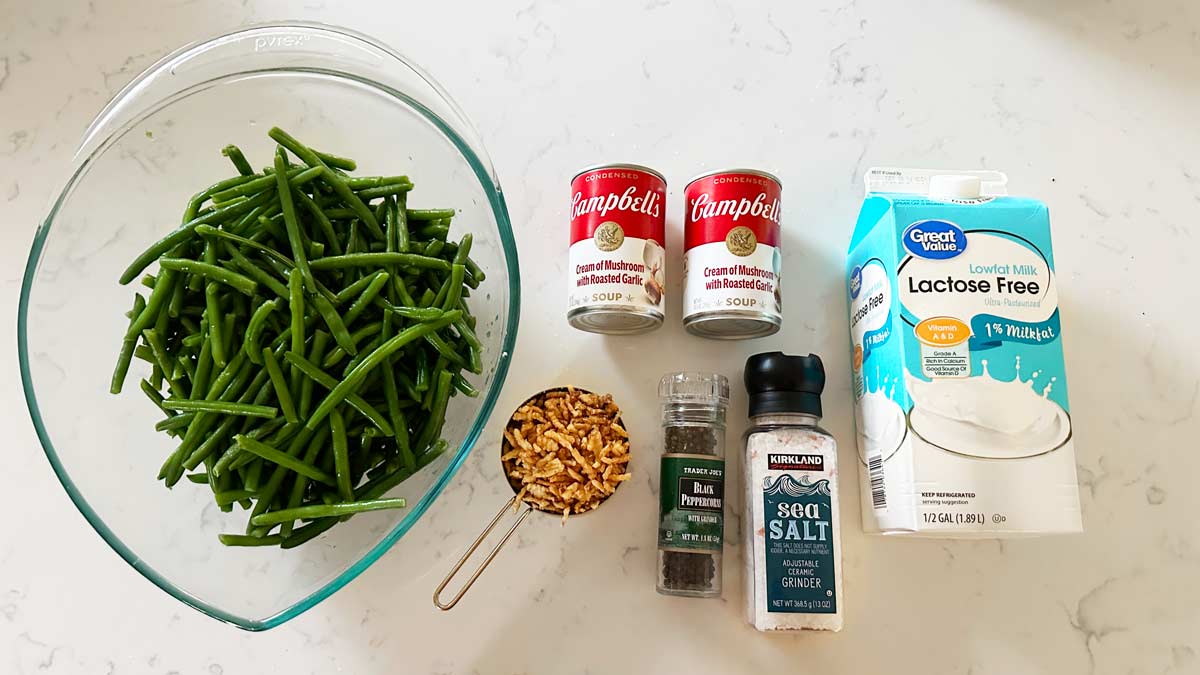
[902,220,966,260]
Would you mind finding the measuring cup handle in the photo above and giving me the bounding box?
[433,495,534,610]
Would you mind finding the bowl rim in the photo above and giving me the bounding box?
[17,20,520,631]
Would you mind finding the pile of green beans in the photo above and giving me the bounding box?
[111,127,486,549]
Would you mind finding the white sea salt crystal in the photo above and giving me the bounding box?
[743,421,843,632]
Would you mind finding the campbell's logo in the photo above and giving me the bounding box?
[689,191,780,225]
[572,186,661,221]
[903,220,966,260]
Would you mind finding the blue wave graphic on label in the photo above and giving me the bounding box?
[969,310,1061,350]
[861,309,892,360]
[763,474,831,497]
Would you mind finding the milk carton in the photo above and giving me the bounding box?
[847,168,1082,537]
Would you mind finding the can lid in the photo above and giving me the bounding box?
[743,352,825,418]
[658,372,730,405]
[685,167,782,188]
[572,163,667,183]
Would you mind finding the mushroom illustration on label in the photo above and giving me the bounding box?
[772,246,783,311]
[643,239,665,306]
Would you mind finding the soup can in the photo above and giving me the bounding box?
[568,164,667,334]
[682,169,783,340]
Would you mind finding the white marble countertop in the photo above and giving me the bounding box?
[3,1,1198,673]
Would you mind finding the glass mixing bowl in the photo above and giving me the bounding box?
[17,22,519,630]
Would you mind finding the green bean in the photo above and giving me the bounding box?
[276,423,332,536]
[307,296,355,360]
[241,425,315,517]
[414,348,430,393]
[424,330,468,370]
[442,264,465,311]
[416,288,437,308]
[186,472,209,484]
[304,312,460,430]
[342,272,389,327]
[280,517,338,549]
[299,331,331,419]
[322,321,381,369]
[463,255,486,284]
[155,411,196,433]
[209,166,321,203]
[452,373,480,398]
[243,300,277,365]
[313,149,356,172]
[309,252,450,272]
[210,172,288,203]
[219,533,284,547]
[222,243,290,299]
[339,335,381,375]
[250,498,406,527]
[123,268,176,346]
[119,189,276,284]
[196,224,295,268]
[423,240,446,258]
[406,208,456,221]
[333,272,379,305]
[142,329,187,399]
[205,347,247,401]
[110,294,147,394]
[418,223,450,241]
[394,370,421,402]
[384,196,402,254]
[267,127,384,239]
[242,459,264,493]
[139,379,167,412]
[262,348,298,424]
[199,283,225,368]
[183,174,258,223]
[275,148,315,293]
[380,318,415,470]
[288,269,305,355]
[386,305,446,322]
[414,371,454,453]
[282,352,394,436]
[356,441,446,501]
[329,409,354,501]
[355,184,413,200]
[295,189,343,256]
[234,434,335,486]
[422,355,447,410]
[134,344,156,363]
[159,258,257,295]
[346,175,409,190]
[222,145,255,176]
[162,399,278,418]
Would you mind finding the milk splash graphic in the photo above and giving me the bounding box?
[855,372,906,464]
[907,357,1070,459]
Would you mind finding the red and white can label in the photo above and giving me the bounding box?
[569,166,667,316]
[683,171,783,320]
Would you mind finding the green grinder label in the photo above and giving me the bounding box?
[763,474,837,613]
[658,455,725,552]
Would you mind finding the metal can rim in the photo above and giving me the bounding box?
[572,163,667,184]
[684,167,782,189]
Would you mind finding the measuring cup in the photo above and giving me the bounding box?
[433,387,628,610]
